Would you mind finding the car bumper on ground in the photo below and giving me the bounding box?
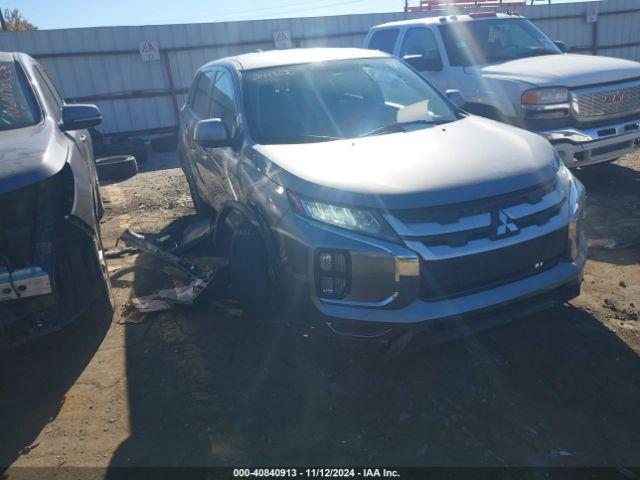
[538,116,640,167]
[277,210,587,344]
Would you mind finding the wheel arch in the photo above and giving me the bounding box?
[214,201,282,282]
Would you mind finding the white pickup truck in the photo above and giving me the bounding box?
[364,12,640,167]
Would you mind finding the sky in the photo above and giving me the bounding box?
[7,0,595,30]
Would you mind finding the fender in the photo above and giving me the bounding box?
[214,200,283,283]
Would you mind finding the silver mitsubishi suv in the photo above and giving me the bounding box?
[177,48,586,345]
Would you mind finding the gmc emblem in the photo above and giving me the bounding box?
[604,91,627,104]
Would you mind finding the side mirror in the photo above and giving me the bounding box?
[60,104,102,131]
[446,89,465,109]
[554,40,567,53]
[194,118,230,148]
[402,54,443,72]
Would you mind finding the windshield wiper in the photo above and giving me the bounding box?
[296,134,343,142]
[273,134,343,144]
[358,119,444,138]
[519,48,556,59]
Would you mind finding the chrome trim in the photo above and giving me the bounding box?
[321,292,399,308]
[571,78,640,122]
[501,187,564,220]
[539,116,640,166]
[405,203,569,261]
[385,180,565,250]
[539,117,640,144]
[383,211,491,237]
[395,256,420,282]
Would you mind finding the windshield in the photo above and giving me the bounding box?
[242,57,458,144]
[439,18,562,66]
[0,60,40,131]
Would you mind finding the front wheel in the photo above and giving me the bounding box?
[229,225,278,319]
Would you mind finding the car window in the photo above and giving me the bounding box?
[0,60,40,131]
[33,68,62,117]
[439,18,561,66]
[209,70,237,137]
[399,28,442,63]
[190,70,216,118]
[35,66,64,107]
[242,57,458,144]
[368,29,399,54]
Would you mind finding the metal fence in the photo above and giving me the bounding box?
[0,0,638,136]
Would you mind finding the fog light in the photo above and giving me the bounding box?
[316,250,351,299]
[319,252,334,272]
[320,276,334,295]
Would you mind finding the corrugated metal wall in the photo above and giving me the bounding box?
[0,0,638,134]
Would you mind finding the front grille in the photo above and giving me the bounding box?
[573,80,640,121]
[420,228,567,300]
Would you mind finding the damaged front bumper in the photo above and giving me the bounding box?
[0,166,109,349]
[0,266,52,301]
[538,116,640,167]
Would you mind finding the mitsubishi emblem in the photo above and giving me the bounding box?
[495,210,519,237]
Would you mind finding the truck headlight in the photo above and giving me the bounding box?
[288,192,398,242]
[522,87,569,105]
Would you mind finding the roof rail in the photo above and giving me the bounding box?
[405,0,525,13]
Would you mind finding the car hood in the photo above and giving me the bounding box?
[0,121,68,195]
[474,54,640,88]
[253,115,558,210]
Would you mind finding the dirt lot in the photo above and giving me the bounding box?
[1,152,639,471]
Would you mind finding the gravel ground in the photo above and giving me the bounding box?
[1,151,639,471]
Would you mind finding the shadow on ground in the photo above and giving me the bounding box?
[106,219,640,468]
[575,161,640,266]
[0,302,112,470]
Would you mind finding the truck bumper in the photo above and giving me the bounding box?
[537,116,640,167]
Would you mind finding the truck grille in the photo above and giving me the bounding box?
[384,179,569,300]
[572,79,640,122]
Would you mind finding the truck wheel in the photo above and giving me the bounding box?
[95,155,138,181]
[229,225,277,319]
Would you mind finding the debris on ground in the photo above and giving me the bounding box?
[120,229,205,280]
[117,224,225,321]
[19,442,39,456]
[105,246,140,259]
[171,217,213,254]
[603,298,639,321]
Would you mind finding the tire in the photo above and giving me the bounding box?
[229,225,277,319]
[103,143,148,165]
[95,155,138,181]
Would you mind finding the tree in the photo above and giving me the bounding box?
[0,8,37,31]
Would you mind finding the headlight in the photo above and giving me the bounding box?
[558,165,586,260]
[522,87,569,105]
[288,192,398,242]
